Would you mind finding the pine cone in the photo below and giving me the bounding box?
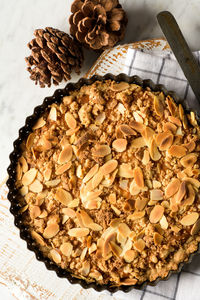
[25,27,84,88]
[69,0,127,51]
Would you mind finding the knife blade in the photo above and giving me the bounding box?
[157,11,200,115]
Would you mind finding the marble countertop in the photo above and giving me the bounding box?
[0,0,200,298]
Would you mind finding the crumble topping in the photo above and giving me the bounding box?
[15,80,200,286]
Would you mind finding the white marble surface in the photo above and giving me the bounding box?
[0,0,200,298]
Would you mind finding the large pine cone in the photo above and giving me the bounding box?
[25,27,84,88]
[69,0,127,51]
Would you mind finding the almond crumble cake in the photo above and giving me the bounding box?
[15,80,200,286]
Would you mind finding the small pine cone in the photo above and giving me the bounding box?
[25,27,84,87]
[69,0,127,51]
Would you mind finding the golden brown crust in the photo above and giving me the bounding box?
[16,80,200,286]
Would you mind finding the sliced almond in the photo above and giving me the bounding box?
[129,180,140,196]
[60,242,73,256]
[131,137,146,149]
[65,112,77,129]
[163,122,177,133]
[55,188,73,206]
[112,139,127,152]
[108,193,116,204]
[153,180,161,189]
[22,168,37,186]
[133,167,144,188]
[58,145,72,164]
[92,171,103,189]
[56,162,72,175]
[39,210,48,218]
[62,208,76,218]
[118,163,134,178]
[30,205,41,219]
[95,112,105,124]
[127,210,145,221]
[83,164,99,183]
[33,117,46,130]
[48,106,57,121]
[168,116,182,126]
[150,189,163,200]
[129,120,145,133]
[19,156,28,173]
[68,227,89,237]
[31,230,46,246]
[180,153,197,168]
[135,198,147,211]
[165,178,180,198]
[142,127,155,147]
[180,212,199,226]
[134,239,145,252]
[81,261,90,276]
[121,278,137,286]
[16,163,22,180]
[50,249,61,264]
[183,177,200,188]
[142,150,150,165]
[103,231,116,257]
[133,111,143,123]
[26,132,35,149]
[119,124,136,136]
[191,219,200,235]
[149,139,161,161]
[182,184,195,206]
[175,181,186,203]
[88,223,103,231]
[168,145,187,158]
[19,186,28,196]
[155,131,174,151]
[67,198,80,208]
[45,179,60,187]
[153,232,163,245]
[124,250,137,263]
[80,210,93,227]
[92,144,111,157]
[160,215,168,230]
[154,95,164,117]
[149,205,164,223]
[118,223,131,238]
[100,160,118,176]
[111,205,121,216]
[43,223,59,239]
[184,141,196,152]
[110,81,129,91]
[109,241,122,257]
[29,179,43,193]
[89,243,97,254]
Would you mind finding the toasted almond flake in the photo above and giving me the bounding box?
[154,95,164,117]
[153,232,163,245]
[170,196,178,212]
[182,184,195,206]
[68,198,80,208]
[33,117,46,130]
[81,261,90,276]
[142,150,150,165]
[119,180,128,191]
[29,205,41,219]
[142,127,155,147]
[110,218,122,228]
[118,163,134,178]
[127,210,145,221]
[180,212,199,226]
[150,205,164,223]
[131,137,146,149]
[45,179,60,187]
[48,106,57,121]
[80,210,93,227]
[68,227,89,237]
[191,219,200,235]
[50,249,61,264]
[103,231,116,257]
[153,180,161,189]
[112,139,127,152]
[124,250,137,263]
[65,112,77,129]
[155,131,174,151]
[60,242,73,256]
[89,270,103,281]
[108,193,116,204]
[83,164,99,183]
[160,215,168,229]
[109,241,122,257]
[129,120,145,133]
[16,163,22,180]
[44,167,52,181]
[168,116,182,126]
[134,239,145,252]
[133,111,143,123]
[56,162,72,175]
[149,139,161,161]
[22,168,37,186]
[150,189,163,200]
[119,124,136,136]
[40,137,52,151]
[175,181,186,203]
[19,186,28,196]
[39,210,48,218]
[19,156,28,173]
[62,208,76,218]
[29,179,43,193]
[168,145,187,158]
[135,198,147,211]
[31,231,45,246]
[95,112,105,124]
[58,145,72,164]
[180,153,197,168]
[184,141,196,152]
[129,180,140,196]
[80,247,88,261]
[55,188,73,206]
[88,223,103,231]
[66,127,79,136]
[87,236,92,248]
[85,198,101,210]
[19,204,29,214]
[26,132,35,149]
[110,81,129,91]
[163,122,177,133]
[121,278,137,286]
[117,103,126,114]
[43,223,59,239]
[111,205,121,216]
[100,160,118,176]
[118,223,131,238]
[92,144,111,157]
[165,178,180,198]
[89,243,97,254]
[133,167,144,188]
[183,177,200,188]
[92,171,103,189]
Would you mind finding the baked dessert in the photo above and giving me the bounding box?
[15,79,200,287]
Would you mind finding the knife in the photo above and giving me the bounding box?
[157,11,200,115]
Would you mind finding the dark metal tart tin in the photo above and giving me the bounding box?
[7,73,200,293]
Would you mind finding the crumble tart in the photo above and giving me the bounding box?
[15,79,200,286]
